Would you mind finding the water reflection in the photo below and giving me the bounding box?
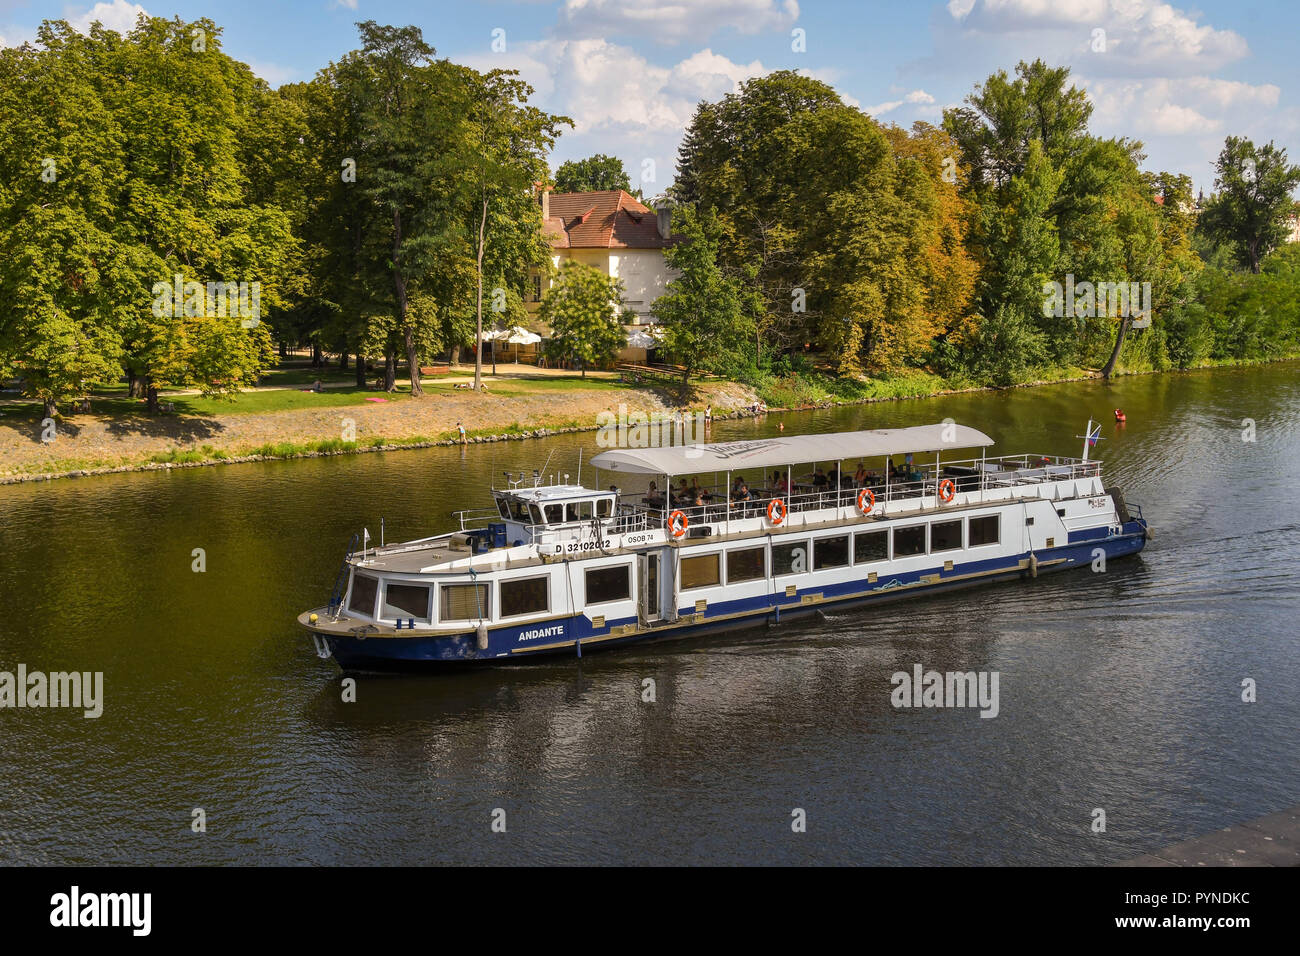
[1,362,1298,864]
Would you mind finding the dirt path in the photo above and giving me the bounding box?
[0,379,758,480]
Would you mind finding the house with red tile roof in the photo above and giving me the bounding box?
[527,188,679,362]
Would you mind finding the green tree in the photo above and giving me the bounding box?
[1198,137,1300,273]
[539,262,623,377]
[554,154,631,193]
[653,206,757,382]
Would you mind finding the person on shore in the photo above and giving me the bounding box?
[457,422,467,446]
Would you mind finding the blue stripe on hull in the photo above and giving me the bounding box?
[321,522,1148,671]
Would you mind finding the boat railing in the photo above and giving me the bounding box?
[453,508,501,532]
[623,454,1103,532]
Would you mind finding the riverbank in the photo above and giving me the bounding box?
[3,355,1296,484]
[0,375,759,484]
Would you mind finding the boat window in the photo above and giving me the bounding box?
[595,497,612,518]
[495,498,511,520]
[512,500,532,523]
[814,535,850,569]
[930,520,963,552]
[680,553,720,590]
[528,504,544,524]
[585,565,630,604]
[772,540,809,575]
[854,530,888,564]
[726,546,766,583]
[893,525,927,557]
[500,576,550,618]
[348,573,379,615]
[543,503,564,524]
[440,583,489,621]
[383,583,431,621]
[969,515,1000,546]
[566,501,593,522]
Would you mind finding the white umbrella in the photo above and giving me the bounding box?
[626,325,665,349]
[503,326,541,345]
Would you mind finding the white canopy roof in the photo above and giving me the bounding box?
[589,423,994,476]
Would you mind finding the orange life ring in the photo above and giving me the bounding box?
[767,498,786,524]
[856,488,875,514]
[669,510,688,538]
[938,478,956,503]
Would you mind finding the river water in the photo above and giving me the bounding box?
[1,363,1298,865]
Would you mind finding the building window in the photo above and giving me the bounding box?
[930,520,963,553]
[814,535,850,569]
[893,525,927,557]
[680,553,720,590]
[726,546,766,583]
[854,530,888,564]
[383,583,431,621]
[585,565,630,604]
[440,583,489,621]
[500,576,549,618]
[348,573,379,615]
[969,515,1000,547]
[772,540,809,575]
[532,274,541,302]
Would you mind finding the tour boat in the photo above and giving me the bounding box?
[297,422,1150,670]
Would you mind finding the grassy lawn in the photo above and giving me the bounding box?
[425,374,631,397]
[0,384,411,421]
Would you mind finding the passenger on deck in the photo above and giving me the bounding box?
[854,462,868,486]
[690,477,712,501]
[771,470,790,495]
[733,480,752,504]
[812,468,828,490]
[646,481,665,508]
[674,479,691,505]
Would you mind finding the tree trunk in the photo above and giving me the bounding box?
[127,369,144,399]
[450,344,461,367]
[43,398,57,420]
[278,340,287,359]
[146,382,161,415]
[311,342,323,367]
[404,327,421,397]
[384,350,397,392]
[474,195,488,392]
[1100,316,1131,380]
[392,208,422,397]
[338,351,348,371]
[355,352,367,389]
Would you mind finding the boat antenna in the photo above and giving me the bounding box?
[577,446,583,487]
[536,448,555,486]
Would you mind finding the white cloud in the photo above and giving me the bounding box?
[461,37,768,187]
[70,0,148,34]
[863,89,935,116]
[0,26,37,48]
[558,0,799,44]
[1085,75,1279,137]
[946,0,1247,76]
[244,58,299,87]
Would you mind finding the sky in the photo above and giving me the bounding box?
[2,0,1297,197]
